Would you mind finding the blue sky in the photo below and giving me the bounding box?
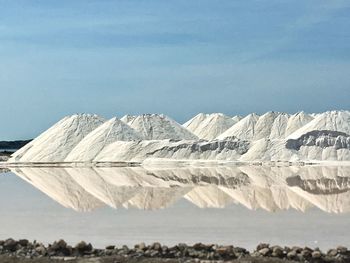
[0,0,349,140]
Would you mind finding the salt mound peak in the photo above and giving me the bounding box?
[269,112,290,139]
[184,113,236,140]
[216,113,259,140]
[128,114,198,140]
[253,111,282,140]
[65,117,143,162]
[120,114,137,124]
[218,111,314,141]
[10,114,105,162]
[252,111,295,140]
[288,110,350,140]
[9,110,350,164]
[285,111,314,136]
[183,113,208,132]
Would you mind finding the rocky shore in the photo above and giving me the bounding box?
[0,239,350,262]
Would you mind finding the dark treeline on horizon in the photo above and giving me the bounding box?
[0,140,32,150]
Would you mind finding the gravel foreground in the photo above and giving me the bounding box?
[1,239,350,263]
[0,255,298,263]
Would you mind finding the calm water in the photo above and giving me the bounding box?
[0,165,349,250]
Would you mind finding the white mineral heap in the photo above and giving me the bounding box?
[183,113,237,140]
[8,110,350,163]
[288,110,350,139]
[127,114,198,140]
[65,117,142,162]
[10,114,105,163]
[216,113,259,140]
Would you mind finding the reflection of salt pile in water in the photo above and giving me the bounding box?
[185,185,234,208]
[126,187,192,210]
[11,166,350,213]
[68,167,142,209]
[9,110,350,163]
[13,167,103,212]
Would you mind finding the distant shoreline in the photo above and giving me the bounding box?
[0,139,31,163]
[0,139,31,150]
[0,151,13,163]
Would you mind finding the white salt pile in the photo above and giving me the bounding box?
[288,111,350,139]
[183,113,236,140]
[10,114,105,162]
[9,110,350,164]
[65,117,142,162]
[285,111,314,136]
[216,113,259,140]
[127,114,198,140]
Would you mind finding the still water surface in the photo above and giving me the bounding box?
[0,165,349,250]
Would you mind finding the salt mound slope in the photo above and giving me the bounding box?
[217,113,259,140]
[183,113,236,140]
[128,114,198,140]
[183,113,208,132]
[241,132,350,162]
[218,112,315,141]
[95,137,249,162]
[285,111,314,136]
[253,111,280,140]
[243,111,291,140]
[10,114,105,162]
[288,111,350,139]
[65,117,142,162]
[266,111,313,139]
[269,113,290,139]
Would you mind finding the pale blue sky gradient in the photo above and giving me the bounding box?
[1,0,350,139]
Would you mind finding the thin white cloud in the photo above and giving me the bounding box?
[287,0,350,31]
